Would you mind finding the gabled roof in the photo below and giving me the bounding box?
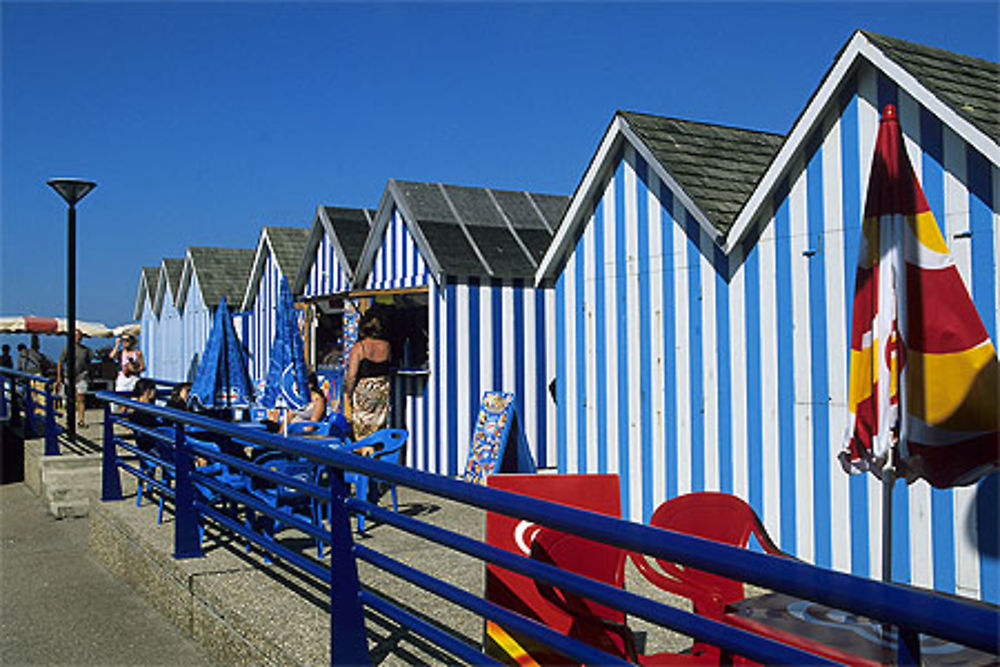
[132,266,160,321]
[241,226,311,311]
[536,112,781,281]
[291,205,374,294]
[538,29,1000,283]
[356,179,568,285]
[862,30,999,146]
[178,247,255,312]
[619,111,783,236]
[724,29,999,253]
[153,258,185,316]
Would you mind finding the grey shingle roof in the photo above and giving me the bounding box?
[619,111,784,236]
[265,227,311,280]
[163,258,185,303]
[863,30,1000,146]
[188,247,255,309]
[392,180,568,279]
[141,266,159,300]
[322,207,373,275]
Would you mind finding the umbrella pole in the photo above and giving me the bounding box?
[880,462,895,584]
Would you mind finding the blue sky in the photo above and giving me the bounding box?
[2,2,997,357]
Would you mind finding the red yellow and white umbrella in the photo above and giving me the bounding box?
[840,104,999,489]
[0,316,139,339]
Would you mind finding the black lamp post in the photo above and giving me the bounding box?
[47,178,97,442]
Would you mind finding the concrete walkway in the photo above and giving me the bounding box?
[0,482,211,666]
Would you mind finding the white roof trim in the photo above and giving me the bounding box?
[535,115,721,283]
[291,211,326,296]
[240,230,272,312]
[132,270,151,321]
[176,251,196,313]
[320,205,364,283]
[724,31,1000,254]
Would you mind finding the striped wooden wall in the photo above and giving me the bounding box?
[247,251,282,389]
[180,273,211,383]
[365,205,558,477]
[303,230,350,298]
[365,210,431,290]
[139,298,157,381]
[552,62,998,602]
[158,284,184,382]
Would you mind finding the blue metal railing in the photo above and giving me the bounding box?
[1,367,63,454]
[95,391,1000,666]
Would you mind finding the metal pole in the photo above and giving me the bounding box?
[881,464,895,583]
[66,202,77,443]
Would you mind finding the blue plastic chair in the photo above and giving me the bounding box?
[246,450,326,556]
[286,410,352,439]
[343,429,408,534]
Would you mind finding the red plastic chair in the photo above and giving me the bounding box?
[629,492,786,621]
[530,529,709,664]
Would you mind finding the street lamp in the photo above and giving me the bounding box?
[47,178,97,443]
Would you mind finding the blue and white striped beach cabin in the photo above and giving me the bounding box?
[150,257,186,382]
[353,179,569,476]
[240,226,311,387]
[132,265,160,381]
[176,246,254,382]
[535,30,999,603]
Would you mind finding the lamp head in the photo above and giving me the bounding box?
[47,178,97,206]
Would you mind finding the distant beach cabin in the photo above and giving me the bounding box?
[240,226,311,387]
[149,257,186,382]
[132,265,160,380]
[535,30,999,602]
[176,246,254,382]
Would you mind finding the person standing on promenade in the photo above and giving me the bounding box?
[343,309,392,455]
[56,330,92,428]
[0,345,12,368]
[110,333,145,393]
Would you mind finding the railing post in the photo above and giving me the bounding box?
[101,402,122,501]
[173,422,203,558]
[896,627,921,665]
[44,382,60,456]
[0,373,8,421]
[23,378,36,438]
[328,465,369,664]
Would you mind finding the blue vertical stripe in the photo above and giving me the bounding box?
[841,90,870,577]
[555,273,567,474]
[878,76,909,584]
[919,107,956,594]
[661,184,678,500]
[966,149,996,341]
[744,233,763,517]
[575,225,588,472]
[966,149,998,603]
[635,156,654,520]
[977,474,1000,603]
[686,215,704,493]
[513,282,525,443]
[468,278,481,475]
[614,160,631,508]
[807,142,832,568]
[535,291,548,468]
[594,197,608,473]
[446,282,458,477]
[774,191,797,552]
[714,246,732,495]
[492,280,504,389]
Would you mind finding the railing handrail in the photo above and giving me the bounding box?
[0,367,53,384]
[96,391,1000,661]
